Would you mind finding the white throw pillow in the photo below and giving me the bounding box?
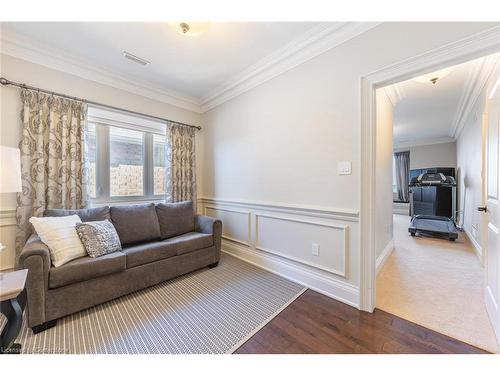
[29,215,86,267]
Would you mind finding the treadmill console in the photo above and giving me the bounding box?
[410,172,456,186]
[417,172,446,184]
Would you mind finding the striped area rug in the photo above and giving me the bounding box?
[7,253,306,354]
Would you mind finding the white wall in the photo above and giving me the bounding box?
[456,91,487,256]
[0,54,202,270]
[395,142,457,170]
[200,22,498,306]
[375,89,394,271]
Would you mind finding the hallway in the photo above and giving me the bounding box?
[376,214,499,353]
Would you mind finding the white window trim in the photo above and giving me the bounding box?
[88,106,167,205]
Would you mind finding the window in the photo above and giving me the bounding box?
[110,127,144,197]
[87,107,167,203]
[392,155,398,193]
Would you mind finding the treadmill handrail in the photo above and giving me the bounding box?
[409,182,457,187]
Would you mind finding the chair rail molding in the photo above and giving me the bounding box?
[198,197,359,307]
[360,25,500,312]
[0,207,16,227]
[197,197,359,222]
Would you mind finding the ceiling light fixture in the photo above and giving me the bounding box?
[413,67,454,85]
[169,22,210,36]
[123,51,150,66]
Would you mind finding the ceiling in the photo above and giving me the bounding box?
[387,53,499,148]
[1,22,319,98]
[0,22,380,112]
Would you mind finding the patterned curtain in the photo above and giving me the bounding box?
[165,121,197,209]
[15,89,89,257]
[394,151,410,202]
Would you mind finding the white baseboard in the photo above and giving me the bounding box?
[393,209,409,216]
[393,202,409,216]
[222,240,360,308]
[463,227,483,263]
[375,240,394,275]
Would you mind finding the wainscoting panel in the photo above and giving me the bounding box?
[255,213,347,277]
[204,206,251,246]
[0,208,17,271]
[198,197,360,307]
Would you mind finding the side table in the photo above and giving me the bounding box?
[0,269,27,354]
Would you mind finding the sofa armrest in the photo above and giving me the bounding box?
[195,215,222,252]
[18,234,51,327]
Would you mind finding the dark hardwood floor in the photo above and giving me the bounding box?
[235,290,488,354]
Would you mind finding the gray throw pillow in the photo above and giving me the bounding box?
[76,220,122,258]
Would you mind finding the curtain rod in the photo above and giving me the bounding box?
[0,77,202,131]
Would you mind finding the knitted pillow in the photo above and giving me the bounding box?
[76,220,122,258]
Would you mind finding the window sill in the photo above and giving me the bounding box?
[91,197,166,207]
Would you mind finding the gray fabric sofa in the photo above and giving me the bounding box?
[18,201,222,333]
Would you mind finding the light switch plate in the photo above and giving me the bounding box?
[338,161,352,175]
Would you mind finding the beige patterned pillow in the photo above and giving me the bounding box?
[29,215,86,267]
[76,220,122,258]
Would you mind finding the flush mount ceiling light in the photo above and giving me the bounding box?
[168,22,210,36]
[413,67,454,84]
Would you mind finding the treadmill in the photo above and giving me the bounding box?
[408,172,458,241]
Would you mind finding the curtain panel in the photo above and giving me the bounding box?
[15,89,89,257]
[394,150,410,202]
[165,122,197,209]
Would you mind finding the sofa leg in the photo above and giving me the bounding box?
[208,262,219,269]
[31,320,57,334]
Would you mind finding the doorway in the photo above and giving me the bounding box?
[361,40,496,350]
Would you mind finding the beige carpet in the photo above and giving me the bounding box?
[377,214,499,353]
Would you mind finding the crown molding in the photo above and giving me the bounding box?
[200,22,381,112]
[450,54,499,139]
[365,26,500,86]
[0,30,204,113]
[1,24,382,115]
[383,83,404,107]
[394,136,456,149]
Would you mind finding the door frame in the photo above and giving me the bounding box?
[359,26,500,312]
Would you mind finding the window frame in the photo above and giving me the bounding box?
[87,108,167,205]
[392,155,398,194]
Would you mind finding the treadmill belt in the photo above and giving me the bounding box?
[415,218,453,234]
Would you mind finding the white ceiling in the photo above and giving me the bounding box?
[1,22,320,98]
[387,53,499,148]
[1,22,381,112]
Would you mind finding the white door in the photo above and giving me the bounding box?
[485,67,500,343]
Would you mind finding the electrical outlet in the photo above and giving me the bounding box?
[311,243,320,256]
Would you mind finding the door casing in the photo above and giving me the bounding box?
[359,26,500,312]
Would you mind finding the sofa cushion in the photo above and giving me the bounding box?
[49,251,126,288]
[155,201,195,239]
[165,232,213,256]
[110,203,161,246]
[44,206,110,222]
[123,241,178,268]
